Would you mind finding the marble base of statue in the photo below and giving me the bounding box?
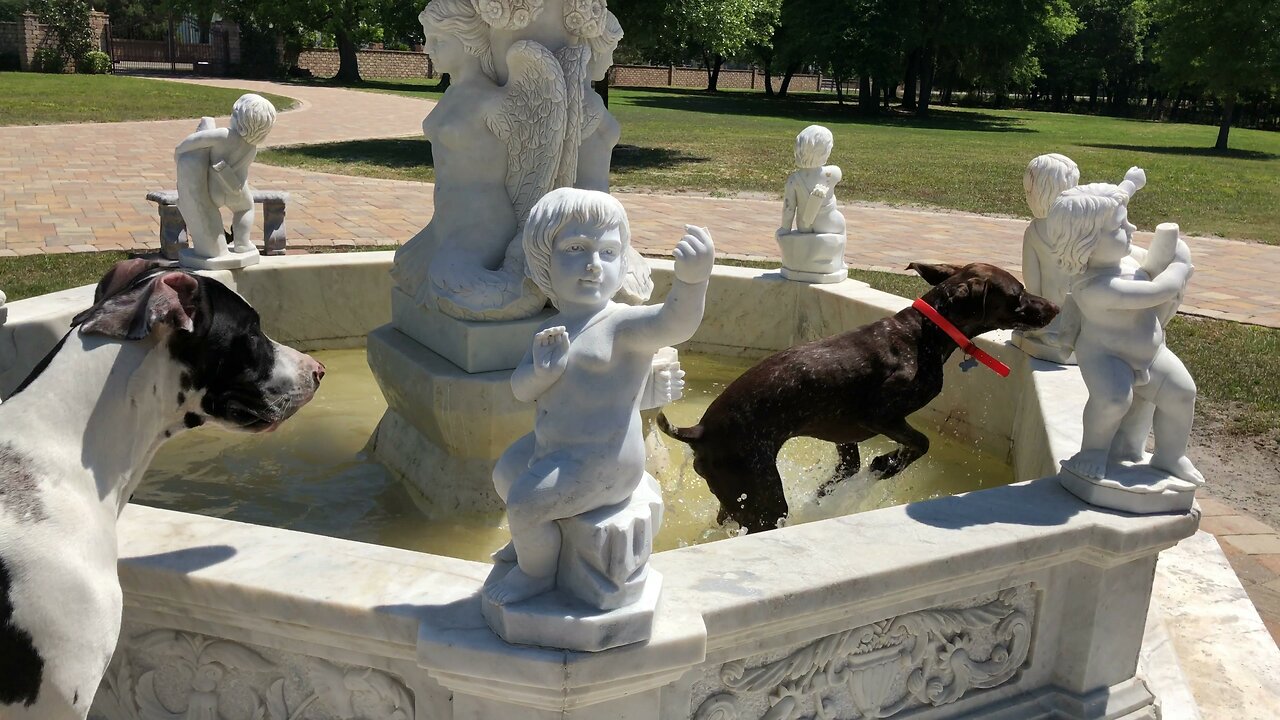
[777,231,847,284]
[1058,453,1197,514]
[179,246,260,270]
[481,474,664,651]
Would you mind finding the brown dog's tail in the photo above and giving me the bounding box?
[656,411,704,444]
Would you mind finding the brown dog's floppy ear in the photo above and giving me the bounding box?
[74,270,198,340]
[906,262,964,286]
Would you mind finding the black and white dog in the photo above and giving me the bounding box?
[0,260,324,719]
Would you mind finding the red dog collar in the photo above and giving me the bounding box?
[912,298,1011,378]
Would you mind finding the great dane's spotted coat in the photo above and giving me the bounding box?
[0,260,323,719]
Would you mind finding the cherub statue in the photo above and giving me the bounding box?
[174,93,277,269]
[776,125,847,283]
[484,188,713,606]
[1046,184,1203,489]
[1018,153,1145,361]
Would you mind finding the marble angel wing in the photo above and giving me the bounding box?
[486,40,568,230]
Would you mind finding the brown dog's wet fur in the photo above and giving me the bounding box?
[658,262,1058,534]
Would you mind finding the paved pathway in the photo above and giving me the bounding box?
[1,77,1278,643]
[4,78,1279,328]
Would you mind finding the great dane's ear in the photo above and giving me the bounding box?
[74,270,198,340]
[906,262,964,286]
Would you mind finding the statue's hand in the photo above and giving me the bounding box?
[673,225,715,284]
[532,326,569,378]
[810,183,830,198]
[1173,237,1192,264]
[1125,166,1147,192]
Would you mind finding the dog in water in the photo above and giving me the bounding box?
[0,260,324,719]
[658,262,1058,534]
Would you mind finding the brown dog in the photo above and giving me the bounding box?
[657,262,1058,534]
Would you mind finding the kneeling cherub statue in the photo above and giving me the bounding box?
[484,188,713,628]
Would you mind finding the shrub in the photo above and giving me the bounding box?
[78,50,110,74]
[33,46,67,73]
[0,52,19,71]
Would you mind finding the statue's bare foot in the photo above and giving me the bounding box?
[1063,449,1109,479]
[1150,454,1205,486]
[485,567,554,606]
[491,540,517,563]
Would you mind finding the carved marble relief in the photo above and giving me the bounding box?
[692,585,1035,720]
[93,627,414,720]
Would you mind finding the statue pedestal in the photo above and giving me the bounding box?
[777,231,847,284]
[392,288,554,373]
[366,323,532,513]
[481,475,665,651]
[1058,455,1197,514]
[179,246,260,270]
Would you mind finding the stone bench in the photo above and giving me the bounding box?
[146,190,289,260]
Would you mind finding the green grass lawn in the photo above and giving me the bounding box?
[0,73,297,126]
[4,250,1276,435]
[258,82,1280,244]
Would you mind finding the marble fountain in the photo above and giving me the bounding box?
[3,1,1278,718]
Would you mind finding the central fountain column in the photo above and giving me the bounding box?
[367,0,646,514]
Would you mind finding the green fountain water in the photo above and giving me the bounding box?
[138,348,1013,562]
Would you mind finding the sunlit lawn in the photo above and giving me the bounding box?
[257,81,1280,244]
[0,73,297,126]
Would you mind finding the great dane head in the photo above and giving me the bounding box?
[69,259,324,433]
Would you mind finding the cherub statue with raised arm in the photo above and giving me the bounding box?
[484,188,713,609]
[174,93,277,269]
[1046,184,1203,508]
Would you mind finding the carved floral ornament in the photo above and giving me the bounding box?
[94,629,414,720]
[463,0,609,39]
[693,586,1035,720]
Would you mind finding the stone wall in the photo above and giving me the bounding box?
[613,63,824,93]
[4,11,109,71]
[296,48,433,79]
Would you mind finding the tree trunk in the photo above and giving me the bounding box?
[705,53,724,92]
[835,76,845,104]
[762,57,774,97]
[778,63,797,97]
[594,68,610,108]
[902,48,919,109]
[1216,95,1236,150]
[436,73,451,90]
[859,74,875,114]
[334,25,361,83]
[916,46,934,117]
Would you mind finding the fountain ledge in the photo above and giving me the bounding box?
[2,254,1277,718]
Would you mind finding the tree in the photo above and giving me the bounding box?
[670,0,778,89]
[1152,0,1280,149]
[30,0,94,65]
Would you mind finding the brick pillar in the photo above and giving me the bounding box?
[89,10,108,51]
[210,20,239,75]
[18,11,38,71]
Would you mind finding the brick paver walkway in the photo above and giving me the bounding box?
[4,78,1279,328]
[2,76,1278,644]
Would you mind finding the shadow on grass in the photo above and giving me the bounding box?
[281,77,446,97]
[1082,143,1278,161]
[619,87,1035,134]
[267,137,434,169]
[267,138,709,175]
[610,144,708,171]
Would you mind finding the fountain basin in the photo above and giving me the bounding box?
[0,253,1235,719]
